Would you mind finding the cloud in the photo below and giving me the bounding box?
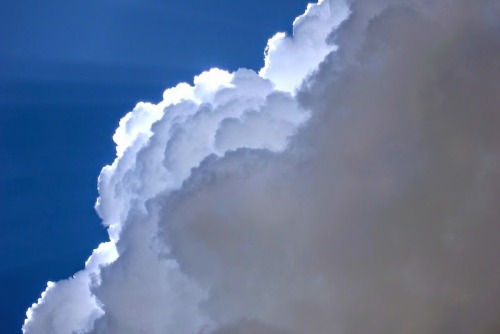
[160,1,500,332]
[23,1,349,333]
[23,0,500,333]
[259,0,349,92]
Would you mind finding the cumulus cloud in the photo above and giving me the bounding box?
[23,0,500,333]
[23,1,349,333]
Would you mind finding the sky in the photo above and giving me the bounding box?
[0,1,310,332]
[3,0,500,333]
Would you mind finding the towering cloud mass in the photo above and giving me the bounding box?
[24,0,500,333]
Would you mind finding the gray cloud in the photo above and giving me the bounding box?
[159,1,500,333]
[212,319,296,334]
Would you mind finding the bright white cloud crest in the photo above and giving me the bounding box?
[23,1,349,333]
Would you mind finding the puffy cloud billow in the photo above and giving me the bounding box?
[23,0,500,333]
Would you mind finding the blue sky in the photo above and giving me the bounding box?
[0,1,310,331]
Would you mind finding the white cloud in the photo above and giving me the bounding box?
[259,0,349,92]
[23,1,350,333]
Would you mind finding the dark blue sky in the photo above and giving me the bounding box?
[0,0,310,332]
